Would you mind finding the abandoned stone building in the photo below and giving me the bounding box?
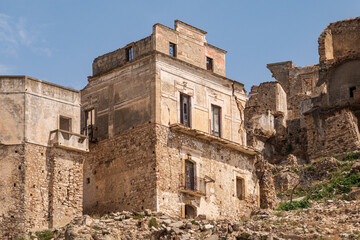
[0,76,88,239]
[245,17,360,162]
[81,20,260,220]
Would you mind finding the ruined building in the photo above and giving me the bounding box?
[0,20,261,238]
[245,17,360,162]
[0,76,88,239]
[81,20,260,220]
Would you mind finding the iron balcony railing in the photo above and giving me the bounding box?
[179,174,206,196]
[50,129,89,152]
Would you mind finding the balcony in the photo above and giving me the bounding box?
[179,174,207,197]
[50,129,89,152]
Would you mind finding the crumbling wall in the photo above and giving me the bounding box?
[155,124,259,220]
[82,56,156,141]
[305,108,360,160]
[83,123,158,215]
[92,36,153,76]
[0,145,25,239]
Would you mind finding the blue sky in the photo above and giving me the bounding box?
[0,1,359,92]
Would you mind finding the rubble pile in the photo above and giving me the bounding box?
[30,200,359,240]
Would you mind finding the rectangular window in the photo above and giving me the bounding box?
[84,109,96,141]
[126,47,133,61]
[180,94,191,127]
[206,57,213,71]
[59,116,72,140]
[169,42,176,57]
[212,105,221,137]
[236,177,245,200]
[350,86,356,98]
[185,159,195,191]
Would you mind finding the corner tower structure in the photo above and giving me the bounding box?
[82,20,259,219]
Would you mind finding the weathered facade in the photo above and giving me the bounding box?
[0,76,88,239]
[245,17,360,162]
[82,20,260,220]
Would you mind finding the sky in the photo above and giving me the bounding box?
[0,1,359,92]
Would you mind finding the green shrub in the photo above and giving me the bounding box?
[343,152,360,161]
[148,218,158,228]
[277,199,311,211]
[35,230,54,240]
[191,220,199,225]
[133,214,144,220]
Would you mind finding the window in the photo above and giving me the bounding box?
[84,109,96,142]
[236,177,245,200]
[350,86,356,98]
[59,116,72,140]
[206,57,213,71]
[169,42,176,57]
[126,47,133,61]
[180,94,191,127]
[185,159,195,190]
[212,105,221,137]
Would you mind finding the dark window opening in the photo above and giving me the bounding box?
[350,86,356,98]
[212,105,221,137]
[185,159,195,191]
[59,116,72,140]
[84,109,96,142]
[169,42,176,57]
[185,204,196,218]
[180,94,191,127]
[206,57,213,71]
[86,178,90,184]
[236,177,245,200]
[126,47,133,61]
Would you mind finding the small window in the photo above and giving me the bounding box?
[185,159,195,190]
[86,178,90,184]
[169,42,176,57]
[206,57,213,71]
[212,105,221,137]
[126,47,133,61]
[236,177,245,200]
[180,93,191,127]
[60,116,72,140]
[350,86,356,98]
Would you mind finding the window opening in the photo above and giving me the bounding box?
[206,57,213,71]
[180,94,191,127]
[212,105,221,137]
[84,109,96,142]
[59,116,72,140]
[185,159,195,191]
[185,204,196,218]
[236,177,245,200]
[126,47,133,61]
[350,86,356,98]
[169,42,176,57]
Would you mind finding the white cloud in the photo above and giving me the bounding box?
[0,13,52,56]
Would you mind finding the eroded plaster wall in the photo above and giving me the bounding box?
[155,124,259,220]
[156,55,247,144]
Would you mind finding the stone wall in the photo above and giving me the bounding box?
[305,108,360,159]
[0,145,25,239]
[83,123,158,215]
[155,124,259,220]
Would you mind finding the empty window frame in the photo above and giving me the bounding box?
[126,47,133,61]
[59,116,72,140]
[236,177,245,200]
[180,93,191,127]
[84,109,95,140]
[206,57,213,71]
[185,159,195,191]
[212,105,221,137]
[350,86,356,98]
[169,42,176,57]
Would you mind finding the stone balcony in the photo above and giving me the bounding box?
[50,129,89,152]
